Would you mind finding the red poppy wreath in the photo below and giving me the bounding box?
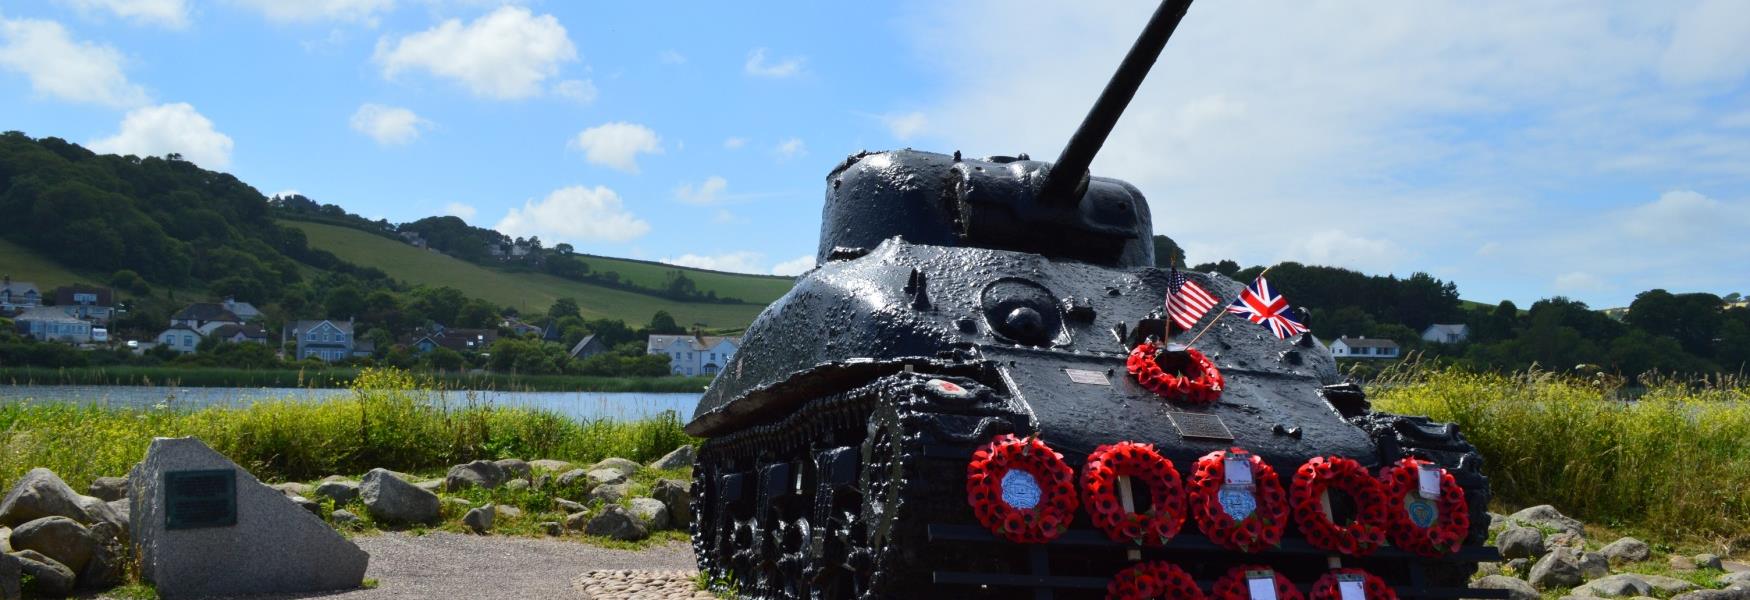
[1127,341,1224,404]
[1290,456,1389,556]
[1107,560,1207,600]
[966,433,1079,544]
[1187,448,1288,553]
[1379,457,1470,557]
[1083,441,1187,546]
[1211,565,1305,600]
[1308,569,1398,600]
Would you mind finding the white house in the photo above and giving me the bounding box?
[156,325,202,354]
[1330,336,1401,359]
[647,334,740,376]
[1421,324,1470,345]
[0,276,41,313]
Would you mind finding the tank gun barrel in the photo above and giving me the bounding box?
[1038,0,1194,206]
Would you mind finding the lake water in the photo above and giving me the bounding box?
[0,385,703,422]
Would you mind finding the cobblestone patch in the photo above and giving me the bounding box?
[573,569,718,599]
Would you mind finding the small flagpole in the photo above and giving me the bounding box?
[1163,250,1175,343]
[1187,266,1271,348]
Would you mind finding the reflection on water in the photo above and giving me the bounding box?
[0,385,702,422]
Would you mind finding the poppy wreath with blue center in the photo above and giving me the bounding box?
[1379,457,1470,557]
[1187,448,1288,553]
[1291,456,1389,556]
[1083,441,1187,546]
[1127,341,1225,405]
[1211,565,1305,600]
[1309,568,1398,600]
[966,433,1080,544]
[1108,560,1207,600]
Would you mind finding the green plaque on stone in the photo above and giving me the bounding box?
[165,469,237,530]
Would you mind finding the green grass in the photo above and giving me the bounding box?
[1372,365,1750,546]
[0,365,713,392]
[0,236,92,290]
[0,368,696,489]
[566,251,796,306]
[287,220,787,328]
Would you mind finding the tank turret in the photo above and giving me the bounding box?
[688,2,1498,598]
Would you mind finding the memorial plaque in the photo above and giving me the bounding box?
[1063,368,1110,385]
[1167,411,1235,441]
[164,469,236,530]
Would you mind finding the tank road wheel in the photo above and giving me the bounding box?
[854,404,928,599]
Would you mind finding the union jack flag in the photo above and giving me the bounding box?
[1226,275,1309,339]
[1165,268,1220,331]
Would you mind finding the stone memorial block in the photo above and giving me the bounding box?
[129,437,368,599]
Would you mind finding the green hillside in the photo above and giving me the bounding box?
[567,252,796,304]
[286,220,782,328]
[0,237,91,290]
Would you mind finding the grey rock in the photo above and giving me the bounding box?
[586,469,627,487]
[651,479,691,528]
[1720,572,1750,586]
[103,500,128,532]
[8,516,97,574]
[415,479,442,493]
[1673,556,1700,571]
[1506,558,1531,574]
[330,509,361,528]
[556,499,586,513]
[1697,554,1725,570]
[539,521,563,536]
[1548,532,1587,550]
[313,480,359,504]
[361,467,440,526]
[130,437,368,598]
[0,469,88,527]
[270,482,313,498]
[1488,512,1509,534]
[1599,537,1651,565]
[528,459,573,473]
[496,506,523,520]
[86,477,128,502]
[588,483,630,504]
[462,505,495,534]
[1530,548,1585,590]
[1574,574,1651,598]
[589,458,641,478]
[648,445,696,471]
[494,459,532,482]
[504,479,530,492]
[1580,552,1610,580]
[628,498,670,530]
[0,527,9,554]
[1641,575,1699,595]
[444,460,507,491]
[584,505,648,541]
[531,474,550,491]
[1676,589,1750,600]
[1497,527,1545,559]
[290,495,323,517]
[9,549,74,598]
[1476,562,1502,578]
[1473,575,1540,600]
[444,498,472,510]
[78,521,124,590]
[563,511,590,532]
[1510,505,1585,536]
[555,469,591,491]
[1,552,20,600]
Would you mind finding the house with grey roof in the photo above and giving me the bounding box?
[170,302,245,334]
[287,319,355,362]
[155,325,202,354]
[210,323,270,345]
[569,334,608,359]
[1330,336,1401,359]
[1420,324,1470,345]
[15,306,92,343]
[647,333,740,376]
[0,275,41,313]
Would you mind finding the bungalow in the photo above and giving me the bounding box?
[170,302,245,334]
[410,327,498,353]
[14,306,92,343]
[647,334,740,376]
[501,318,544,337]
[155,325,202,354]
[1421,324,1470,345]
[53,285,114,324]
[568,334,608,359]
[1330,336,1401,359]
[287,319,354,362]
[209,323,270,345]
[220,297,263,322]
[0,276,41,313]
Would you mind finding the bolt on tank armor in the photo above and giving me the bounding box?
[687,1,1500,598]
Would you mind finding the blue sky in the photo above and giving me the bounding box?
[2,1,1747,309]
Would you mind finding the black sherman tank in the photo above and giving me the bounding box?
[688,2,1497,598]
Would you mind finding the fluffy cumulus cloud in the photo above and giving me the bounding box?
[60,0,190,28]
[442,201,476,220]
[0,17,149,107]
[675,176,728,205]
[744,47,803,78]
[374,6,576,100]
[349,103,430,145]
[770,254,816,276]
[88,103,234,168]
[494,185,649,243]
[231,0,395,24]
[571,122,662,173]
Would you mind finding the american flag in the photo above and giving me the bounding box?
[1226,274,1309,339]
[1165,268,1220,331]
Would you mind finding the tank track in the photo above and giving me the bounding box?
[691,371,1029,599]
[1349,409,1492,588]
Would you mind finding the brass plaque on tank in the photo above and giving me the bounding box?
[1167,411,1235,441]
[1063,368,1110,385]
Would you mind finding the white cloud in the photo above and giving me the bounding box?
[1657,0,1750,85]
[1293,230,1407,274]
[675,176,728,205]
[775,137,806,159]
[60,0,190,28]
[882,111,928,140]
[770,254,815,276]
[571,122,662,173]
[442,201,476,220]
[722,137,746,150]
[349,103,430,146]
[495,185,648,243]
[744,47,803,78]
[0,17,148,107]
[88,103,234,168]
[374,6,576,100]
[231,0,394,24]
[1553,272,1607,294]
[662,252,763,274]
[552,78,596,103]
[659,49,685,64]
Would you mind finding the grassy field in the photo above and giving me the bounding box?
[287,221,782,328]
[566,251,796,305]
[0,236,107,290]
[1373,366,1750,545]
[0,365,715,392]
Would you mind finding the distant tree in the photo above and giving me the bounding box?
[424,347,465,371]
[554,243,574,255]
[1193,260,1241,277]
[1625,289,1723,357]
[456,299,499,328]
[1152,235,1188,268]
[548,297,581,321]
[647,310,683,334]
[109,269,150,295]
[324,285,366,319]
